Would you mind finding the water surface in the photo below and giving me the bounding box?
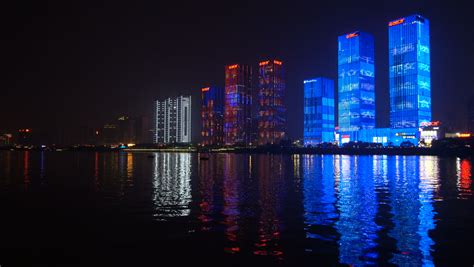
[0,151,473,266]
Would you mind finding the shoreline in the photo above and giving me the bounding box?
[2,147,472,157]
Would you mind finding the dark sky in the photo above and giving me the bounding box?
[2,0,474,142]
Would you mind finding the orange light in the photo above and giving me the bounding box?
[259,60,269,66]
[25,129,30,133]
[228,64,238,69]
[201,87,210,92]
[457,133,471,138]
[273,60,282,65]
[389,18,405,27]
[346,32,359,39]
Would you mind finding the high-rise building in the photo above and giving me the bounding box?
[303,78,335,146]
[117,115,135,144]
[224,64,253,145]
[389,14,431,128]
[338,31,376,142]
[154,96,192,144]
[257,59,286,145]
[201,86,224,146]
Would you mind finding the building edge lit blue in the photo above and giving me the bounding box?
[389,14,431,129]
[337,30,376,144]
[335,15,431,147]
[304,77,335,146]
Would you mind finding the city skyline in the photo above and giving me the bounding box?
[3,1,474,144]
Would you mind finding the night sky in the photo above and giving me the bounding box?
[3,0,474,143]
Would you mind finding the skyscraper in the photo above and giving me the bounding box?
[154,96,192,144]
[257,59,286,145]
[224,64,253,145]
[338,31,375,142]
[201,86,224,146]
[389,14,431,128]
[303,78,335,146]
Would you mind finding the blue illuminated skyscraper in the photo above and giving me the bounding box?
[338,31,375,142]
[303,78,335,146]
[389,15,431,128]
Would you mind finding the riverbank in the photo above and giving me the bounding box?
[2,146,473,157]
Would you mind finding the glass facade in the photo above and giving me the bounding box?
[389,14,431,128]
[257,59,286,145]
[338,31,376,141]
[303,78,335,146]
[224,64,253,145]
[201,87,224,146]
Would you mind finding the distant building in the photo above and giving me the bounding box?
[154,96,192,144]
[134,116,152,144]
[338,31,375,142]
[17,128,34,145]
[201,87,224,146]
[303,78,335,146]
[102,124,119,144]
[0,133,12,146]
[117,115,135,144]
[389,14,431,129]
[257,59,286,145]
[224,64,253,145]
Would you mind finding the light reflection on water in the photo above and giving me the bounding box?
[152,152,192,219]
[0,152,473,265]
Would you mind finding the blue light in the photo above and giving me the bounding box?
[338,31,376,140]
[389,14,431,129]
[303,78,335,145]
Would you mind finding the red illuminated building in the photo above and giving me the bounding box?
[224,64,253,145]
[201,86,224,146]
[257,59,286,145]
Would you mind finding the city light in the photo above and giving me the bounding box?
[345,32,359,39]
[389,18,405,26]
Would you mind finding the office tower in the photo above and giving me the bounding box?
[224,64,253,145]
[303,78,335,146]
[201,86,225,146]
[338,31,376,141]
[117,115,135,144]
[257,59,286,145]
[389,14,431,128]
[154,96,192,144]
[102,124,119,144]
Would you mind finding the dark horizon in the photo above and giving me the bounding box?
[3,0,474,143]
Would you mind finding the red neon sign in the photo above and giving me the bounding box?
[259,60,269,66]
[273,60,282,65]
[346,32,359,39]
[201,87,210,92]
[228,64,238,69]
[389,18,405,27]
